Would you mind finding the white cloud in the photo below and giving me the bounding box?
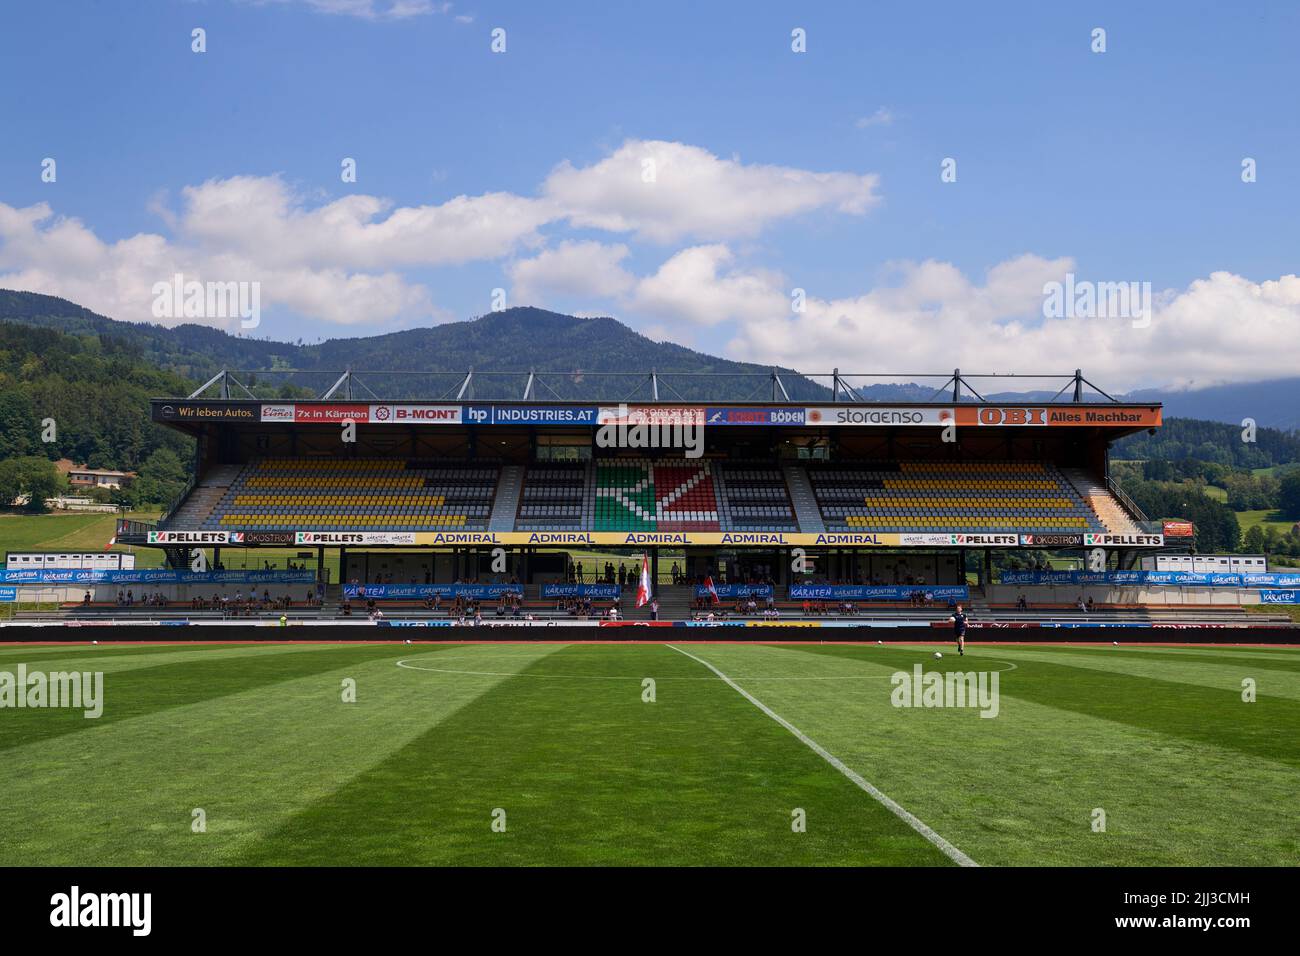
[630,245,785,328]
[0,200,433,330]
[855,107,894,128]
[246,0,452,21]
[175,175,553,269]
[509,241,635,305]
[621,248,1300,392]
[0,140,878,330]
[544,139,880,243]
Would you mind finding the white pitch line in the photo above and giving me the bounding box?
[665,643,979,868]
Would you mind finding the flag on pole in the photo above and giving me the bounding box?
[704,575,719,604]
[103,536,116,551]
[635,554,653,608]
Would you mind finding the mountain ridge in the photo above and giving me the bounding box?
[1,288,1296,426]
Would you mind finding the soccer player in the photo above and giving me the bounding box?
[949,603,969,655]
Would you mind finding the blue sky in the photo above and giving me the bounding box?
[1,0,1297,390]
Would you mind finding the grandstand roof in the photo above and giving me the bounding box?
[154,368,1161,438]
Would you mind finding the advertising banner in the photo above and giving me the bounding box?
[0,570,316,585]
[997,569,1259,587]
[293,404,369,424]
[1084,533,1164,547]
[153,401,259,422]
[295,532,417,546]
[148,531,231,545]
[704,407,806,426]
[368,404,461,424]
[342,583,523,600]
[230,531,296,545]
[949,533,1019,546]
[1260,590,1300,604]
[596,406,705,426]
[957,406,1162,428]
[1242,573,1300,588]
[136,529,1127,550]
[805,407,954,427]
[1018,533,1086,547]
[1145,571,1243,586]
[1163,520,1196,537]
[693,584,775,599]
[540,583,622,599]
[898,533,959,546]
[467,405,599,426]
[789,584,969,602]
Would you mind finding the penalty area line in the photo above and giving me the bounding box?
[664,642,979,868]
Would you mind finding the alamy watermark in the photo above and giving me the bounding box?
[50,886,150,936]
[151,273,261,329]
[1043,272,1151,328]
[0,665,104,718]
[890,664,999,718]
[595,403,703,458]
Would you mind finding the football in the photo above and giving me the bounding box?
[933,651,943,659]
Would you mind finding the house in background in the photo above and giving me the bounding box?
[56,460,135,490]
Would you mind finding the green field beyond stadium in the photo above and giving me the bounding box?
[0,641,1295,866]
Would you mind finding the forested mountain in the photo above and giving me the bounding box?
[1111,418,1300,469]
[1128,378,1300,431]
[0,291,829,401]
[0,322,194,471]
[4,288,1298,419]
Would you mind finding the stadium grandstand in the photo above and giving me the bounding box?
[5,368,1297,630]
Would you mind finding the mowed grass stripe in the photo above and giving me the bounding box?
[969,647,1300,701]
[799,643,1300,768]
[0,642,265,662]
[0,644,437,752]
[0,643,563,865]
[1017,645,1300,673]
[0,643,330,674]
[692,643,1299,865]
[237,643,954,865]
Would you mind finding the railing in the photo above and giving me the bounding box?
[158,473,197,528]
[1106,476,1149,524]
[114,516,157,543]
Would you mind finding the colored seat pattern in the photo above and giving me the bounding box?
[594,459,720,531]
[202,458,498,531]
[809,460,1106,534]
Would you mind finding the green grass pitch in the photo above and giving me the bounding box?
[0,639,1296,866]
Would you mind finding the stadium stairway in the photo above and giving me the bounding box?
[1061,468,1142,535]
[648,585,695,620]
[488,465,526,531]
[162,463,243,529]
[782,464,825,533]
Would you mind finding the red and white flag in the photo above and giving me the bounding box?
[703,575,719,604]
[635,554,653,608]
[103,536,116,551]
